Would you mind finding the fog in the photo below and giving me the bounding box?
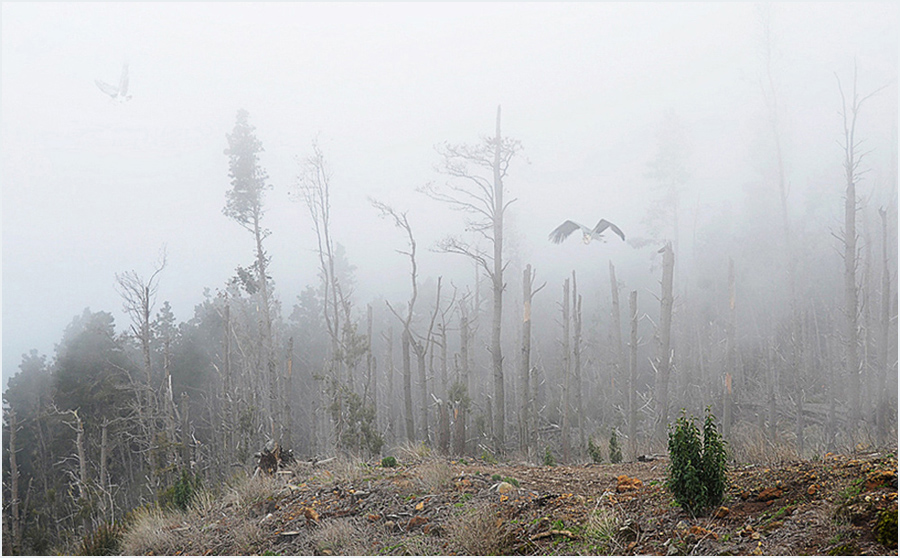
[2,4,896,421]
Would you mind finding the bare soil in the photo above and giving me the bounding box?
[153,449,897,556]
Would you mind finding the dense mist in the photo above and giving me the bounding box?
[1,3,897,554]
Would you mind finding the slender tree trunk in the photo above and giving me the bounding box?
[609,261,625,405]
[491,105,506,451]
[878,208,892,444]
[386,326,395,443]
[561,277,571,463]
[572,271,585,455]
[725,258,736,440]
[416,342,429,443]
[520,264,534,455]
[628,291,639,460]
[655,242,675,442]
[402,328,415,443]
[457,299,470,456]
[8,409,21,552]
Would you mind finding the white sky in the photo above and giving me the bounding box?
[2,2,897,386]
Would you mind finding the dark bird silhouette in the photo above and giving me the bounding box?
[549,219,625,244]
[95,63,131,101]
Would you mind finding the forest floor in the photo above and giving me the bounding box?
[121,447,898,556]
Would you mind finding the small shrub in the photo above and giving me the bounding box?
[543,446,556,467]
[502,476,520,488]
[158,469,202,511]
[381,455,398,468]
[667,407,727,516]
[875,509,898,548]
[609,429,623,464]
[79,521,124,556]
[587,437,604,463]
[492,473,502,482]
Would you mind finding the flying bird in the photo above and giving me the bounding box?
[549,219,625,244]
[95,63,131,101]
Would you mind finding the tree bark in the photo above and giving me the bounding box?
[402,328,415,443]
[655,242,675,442]
[520,264,534,455]
[628,291,639,460]
[561,277,571,463]
[491,105,506,451]
[572,271,585,455]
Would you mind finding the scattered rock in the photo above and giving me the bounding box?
[407,515,429,531]
[866,470,897,491]
[808,484,818,496]
[757,486,783,502]
[617,475,643,492]
[495,481,516,494]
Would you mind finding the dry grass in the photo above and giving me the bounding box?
[395,440,432,463]
[583,508,624,555]
[312,517,371,555]
[120,505,184,556]
[446,502,521,555]
[729,422,799,465]
[414,459,455,493]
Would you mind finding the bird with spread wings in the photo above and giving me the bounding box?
[95,63,131,101]
[549,219,625,244]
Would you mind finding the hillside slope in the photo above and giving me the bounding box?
[121,449,897,555]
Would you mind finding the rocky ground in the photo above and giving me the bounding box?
[123,448,898,556]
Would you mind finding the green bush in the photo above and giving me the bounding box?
[543,446,556,467]
[587,437,604,463]
[381,455,398,468]
[666,407,727,516]
[158,469,202,511]
[609,429,623,464]
[875,509,898,548]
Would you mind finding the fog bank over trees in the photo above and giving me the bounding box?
[1,3,896,554]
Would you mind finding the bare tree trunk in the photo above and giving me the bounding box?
[8,409,21,552]
[520,264,534,455]
[456,298,471,456]
[491,106,506,450]
[609,261,625,401]
[836,66,885,432]
[415,342,429,443]
[725,258,736,440]
[561,277,571,463]
[628,291,639,460]
[402,328,415,443]
[572,271,585,456]
[385,326,395,442]
[878,207,892,444]
[655,242,675,442]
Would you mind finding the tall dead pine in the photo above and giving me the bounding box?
[655,242,675,442]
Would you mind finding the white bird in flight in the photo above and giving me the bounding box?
[95,63,131,101]
[549,218,625,244]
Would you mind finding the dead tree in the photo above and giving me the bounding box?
[628,290,639,459]
[7,409,21,552]
[835,65,887,429]
[372,199,420,443]
[561,277,571,462]
[725,258,736,440]
[519,264,545,456]
[572,271,585,454]
[421,106,521,451]
[655,242,675,442]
